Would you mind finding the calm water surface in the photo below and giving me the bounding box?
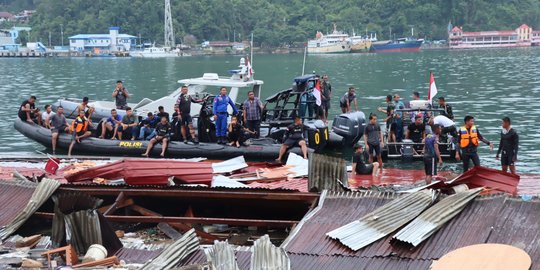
[1,49,539,172]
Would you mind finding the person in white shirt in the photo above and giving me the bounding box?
[429,115,458,138]
[41,105,55,128]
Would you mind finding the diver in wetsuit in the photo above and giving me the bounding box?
[496,117,519,174]
[275,116,309,162]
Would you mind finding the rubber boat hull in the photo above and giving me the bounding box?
[14,119,307,160]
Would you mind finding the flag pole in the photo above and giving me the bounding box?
[250,33,254,69]
[301,46,307,76]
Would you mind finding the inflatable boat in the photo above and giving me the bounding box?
[14,119,307,160]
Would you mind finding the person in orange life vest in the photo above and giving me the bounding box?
[68,109,92,157]
[455,115,493,172]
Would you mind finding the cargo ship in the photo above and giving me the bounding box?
[349,35,372,53]
[370,37,423,53]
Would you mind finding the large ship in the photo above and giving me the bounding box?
[307,25,351,54]
[370,37,423,53]
[349,35,372,53]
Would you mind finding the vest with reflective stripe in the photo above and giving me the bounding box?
[71,116,88,133]
[459,125,479,149]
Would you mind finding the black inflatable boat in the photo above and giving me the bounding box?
[14,119,308,160]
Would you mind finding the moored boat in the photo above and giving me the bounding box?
[130,46,188,58]
[370,37,423,53]
[307,24,351,54]
[349,35,372,53]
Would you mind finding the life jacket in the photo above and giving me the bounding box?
[71,116,88,133]
[459,125,479,148]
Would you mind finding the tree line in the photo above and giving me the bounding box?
[2,0,539,47]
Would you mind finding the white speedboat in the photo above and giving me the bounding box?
[52,58,263,121]
[130,46,188,58]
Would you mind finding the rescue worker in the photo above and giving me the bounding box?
[213,87,238,144]
[339,87,358,113]
[438,97,454,120]
[176,85,204,144]
[68,109,92,157]
[276,116,309,162]
[364,114,384,170]
[75,97,95,122]
[496,117,519,174]
[352,144,379,177]
[112,80,130,110]
[18,95,42,125]
[142,116,171,157]
[455,115,493,172]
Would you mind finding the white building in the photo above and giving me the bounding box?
[68,27,136,52]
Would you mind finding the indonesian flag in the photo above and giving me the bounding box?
[313,79,322,106]
[246,58,253,79]
[428,72,438,102]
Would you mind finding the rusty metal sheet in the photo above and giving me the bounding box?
[115,247,163,264]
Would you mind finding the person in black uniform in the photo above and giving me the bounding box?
[496,117,519,174]
[227,116,255,147]
[276,116,309,162]
[18,96,42,125]
[175,85,204,144]
[142,116,171,157]
[352,144,379,176]
[438,97,454,120]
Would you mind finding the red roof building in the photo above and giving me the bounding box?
[0,12,14,22]
[449,24,536,49]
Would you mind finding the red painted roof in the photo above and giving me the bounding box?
[518,24,530,29]
[0,12,14,18]
[449,166,520,195]
[462,30,516,37]
[450,26,462,33]
[64,159,213,185]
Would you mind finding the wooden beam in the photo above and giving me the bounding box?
[34,212,298,227]
[103,192,134,216]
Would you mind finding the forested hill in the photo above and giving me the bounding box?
[3,0,540,47]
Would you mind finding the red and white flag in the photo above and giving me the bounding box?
[313,79,322,106]
[428,72,438,102]
[246,58,253,79]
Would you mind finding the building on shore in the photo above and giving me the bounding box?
[68,27,136,53]
[0,11,14,22]
[449,24,540,49]
[0,26,31,51]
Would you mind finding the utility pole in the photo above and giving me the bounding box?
[164,0,175,48]
[48,31,51,47]
[60,24,64,46]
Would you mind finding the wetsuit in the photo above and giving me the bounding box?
[497,128,519,166]
[353,151,373,175]
[18,100,35,121]
[283,123,306,147]
[228,123,245,143]
[154,122,171,141]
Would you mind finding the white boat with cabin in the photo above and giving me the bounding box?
[52,58,262,121]
[130,46,189,58]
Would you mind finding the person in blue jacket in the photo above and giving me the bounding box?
[213,87,238,144]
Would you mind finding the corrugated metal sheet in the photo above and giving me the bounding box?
[0,180,37,228]
[308,153,348,192]
[51,192,122,255]
[204,240,239,270]
[288,254,431,270]
[326,190,436,251]
[115,247,164,264]
[141,229,199,270]
[281,191,540,268]
[0,178,60,240]
[178,249,252,270]
[250,235,290,270]
[247,179,308,192]
[486,197,540,262]
[393,188,483,247]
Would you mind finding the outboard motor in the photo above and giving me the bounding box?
[197,103,216,143]
[304,119,328,153]
[330,111,366,146]
[401,139,414,162]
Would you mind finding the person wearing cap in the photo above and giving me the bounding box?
[423,124,443,184]
[339,87,358,113]
[406,113,426,143]
[18,95,41,125]
[496,117,519,174]
[276,116,309,162]
[112,80,130,110]
[455,115,493,171]
[393,94,405,142]
[438,97,454,120]
[75,97,95,122]
[352,144,380,176]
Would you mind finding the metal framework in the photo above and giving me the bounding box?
[164,0,175,47]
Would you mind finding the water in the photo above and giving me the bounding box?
[1,49,539,172]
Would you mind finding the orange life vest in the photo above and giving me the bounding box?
[459,125,479,149]
[71,116,88,133]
